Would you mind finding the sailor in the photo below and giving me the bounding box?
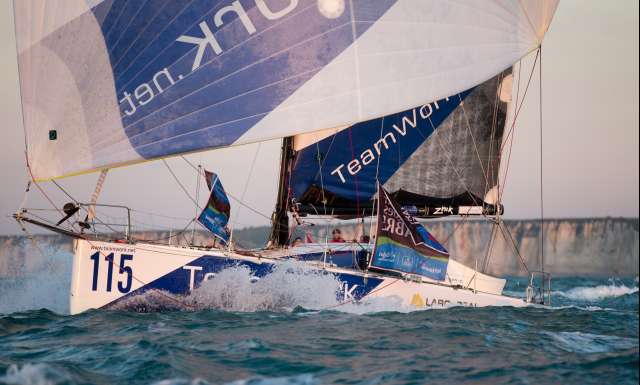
[331,228,345,243]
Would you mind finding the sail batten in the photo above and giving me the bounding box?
[14,0,558,181]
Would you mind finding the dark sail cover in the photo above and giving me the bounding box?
[197,170,231,244]
[370,186,449,281]
[289,70,510,213]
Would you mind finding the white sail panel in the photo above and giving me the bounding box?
[14,0,558,181]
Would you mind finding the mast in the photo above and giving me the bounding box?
[270,137,294,247]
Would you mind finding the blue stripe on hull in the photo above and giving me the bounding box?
[105,255,383,309]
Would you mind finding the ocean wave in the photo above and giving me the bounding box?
[550,305,618,312]
[151,379,210,385]
[553,283,639,301]
[543,331,638,354]
[150,374,317,385]
[224,374,317,385]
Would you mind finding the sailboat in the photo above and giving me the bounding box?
[11,0,558,315]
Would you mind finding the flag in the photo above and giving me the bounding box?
[370,184,449,281]
[197,171,231,244]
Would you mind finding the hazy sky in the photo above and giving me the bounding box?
[0,1,638,235]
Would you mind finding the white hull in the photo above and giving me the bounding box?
[70,239,526,315]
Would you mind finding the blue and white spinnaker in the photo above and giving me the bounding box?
[15,0,558,180]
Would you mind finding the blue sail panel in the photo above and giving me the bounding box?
[290,91,470,205]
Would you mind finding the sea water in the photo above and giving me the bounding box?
[0,254,637,385]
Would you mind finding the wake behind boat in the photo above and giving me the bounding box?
[10,0,558,314]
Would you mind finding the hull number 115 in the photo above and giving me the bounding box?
[89,252,134,293]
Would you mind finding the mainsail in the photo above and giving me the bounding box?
[14,0,558,181]
[289,70,511,216]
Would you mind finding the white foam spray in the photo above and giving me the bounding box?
[150,373,317,385]
[0,247,71,314]
[553,281,638,301]
[0,363,69,385]
[114,260,343,313]
[113,260,420,314]
[189,260,343,312]
[543,331,638,354]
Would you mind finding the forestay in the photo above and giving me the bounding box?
[14,0,558,181]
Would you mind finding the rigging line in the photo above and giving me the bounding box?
[228,193,272,222]
[481,220,498,273]
[25,211,76,233]
[18,180,31,212]
[191,164,202,244]
[320,132,339,169]
[498,60,523,205]
[130,210,193,221]
[499,51,539,199]
[414,110,491,228]
[180,155,200,172]
[51,180,78,203]
[163,159,201,210]
[538,47,545,273]
[232,142,262,239]
[485,83,498,202]
[427,117,483,211]
[412,105,486,214]
[25,163,63,217]
[315,139,330,259]
[50,179,126,238]
[98,214,180,234]
[457,93,489,191]
[347,127,360,215]
[315,142,328,217]
[180,156,271,221]
[15,219,56,272]
[481,73,507,269]
[485,72,504,202]
[370,116,385,238]
[441,213,470,246]
[193,220,229,246]
[500,51,539,155]
[285,143,296,238]
[13,0,30,157]
[497,221,530,274]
